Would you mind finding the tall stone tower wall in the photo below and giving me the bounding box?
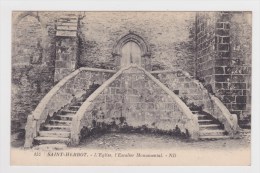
[195,12,251,123]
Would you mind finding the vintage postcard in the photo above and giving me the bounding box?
[10,11,251,166]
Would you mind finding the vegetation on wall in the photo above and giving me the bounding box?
[11,64,54,132]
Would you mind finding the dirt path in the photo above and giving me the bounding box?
[78,132,250,150]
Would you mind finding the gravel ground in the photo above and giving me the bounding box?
[11,130,250,151]
[78,132,251,150]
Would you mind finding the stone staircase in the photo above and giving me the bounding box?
[34,99,230,146]
[31,69,232,147]
[192,111,229,140]
[33,84,100,147]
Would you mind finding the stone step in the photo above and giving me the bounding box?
[199,135,230,140]
[60,22,78,27]
[68,106,81,111]
[61,110,77,114]
[192,111,200,114]
[34,136,70,145]
[197,114,209,120]
[69,105,81,108]
[44,125,71,131]
[72,102,84,106]
[57,25,77,31]
[58,18,78,23]
[39,131,71,138]
[239,129,251,137]
[198,119,213,125]
[33,144,67,150]
[199,124,221,130]
[199,129,226,136]
[55,115,74,121]
[49,120,72,126]
[60,16,77,19]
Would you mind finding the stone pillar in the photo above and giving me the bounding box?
[195,12,216,89]
[54,16,79,82]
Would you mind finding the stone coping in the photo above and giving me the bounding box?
[150,69,180,74]
[79,67,116,73]
[210,95,239,134]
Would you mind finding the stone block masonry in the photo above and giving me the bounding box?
[71,66,199,144]
[151,70,212,111]
[214,12,251,121]
[195,12,251,123]
[11,11,197,133]
[12,11,251,137]
[195,12,216,86]
[54,15,79,82]
[78,12,196,74]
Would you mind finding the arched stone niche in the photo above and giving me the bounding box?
[13,14,44,64]
[112,31,151,70]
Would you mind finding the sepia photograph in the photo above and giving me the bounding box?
[9,10,252,166]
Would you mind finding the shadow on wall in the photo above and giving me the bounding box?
[80,120,190,143]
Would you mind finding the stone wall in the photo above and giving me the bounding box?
[151,70,212,111]
[78,12,196,74]
[11,64,54,132]
[54,16,79,82]
[11,12,84,132]
[195,12,252,124]
[13,15,43,64]
[12,12,57,132]
[195,12,216,89]
[12,11,251,133]
[12,11,197,132]
[73,66,198,144]
[54,37,78,82]
[219,12,251,121]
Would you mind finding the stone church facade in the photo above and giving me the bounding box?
[11,11,251,148]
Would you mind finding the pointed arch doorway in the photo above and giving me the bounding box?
[121,41,141,67]
[112,32,151,70]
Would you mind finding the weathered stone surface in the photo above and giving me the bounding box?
[195,12,251,123]
[78,12,196,74]
[152,70,210,108]
[56,30,77,37]
[57,25,77,31]
[12,11,251,137]
[71,66,199,145]
[24,68,115,147]
[153,69,239,137]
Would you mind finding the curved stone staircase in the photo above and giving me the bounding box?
[33,84,100,147]
[191,111,229,140]
[28,66,235,148]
